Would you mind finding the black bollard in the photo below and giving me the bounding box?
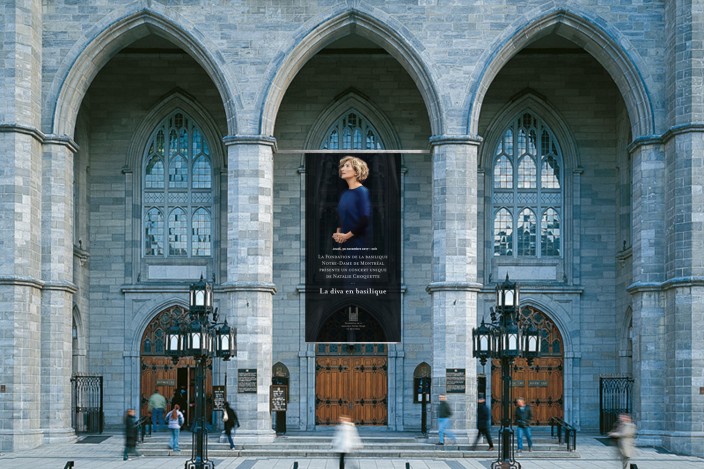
[293,462,298,469]
[406,463,411,469]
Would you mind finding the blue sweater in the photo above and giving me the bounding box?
[337,186,372,248]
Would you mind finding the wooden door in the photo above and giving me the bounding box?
[491,356,563,425]
[315,355,387,425]
[491,307,564,425]
[140,306,213,425]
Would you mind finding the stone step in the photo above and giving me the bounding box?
[135,434,578,458]
[137,447,579,459]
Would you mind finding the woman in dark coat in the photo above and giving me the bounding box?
[123,408,141,460]
[223,401,240,449]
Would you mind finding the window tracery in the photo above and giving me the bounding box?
[492,112,563,257]
[142,110,212,258]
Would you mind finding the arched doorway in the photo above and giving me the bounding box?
[140,305,213,427]
[315,305,388,426]
[491,306,564,425]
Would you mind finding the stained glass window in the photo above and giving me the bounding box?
[321,111,384,150]
[143,110,213,257]
[492,112,562,257]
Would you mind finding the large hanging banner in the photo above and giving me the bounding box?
[305,153,401,343]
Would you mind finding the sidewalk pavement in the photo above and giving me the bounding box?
[0,431,701,469]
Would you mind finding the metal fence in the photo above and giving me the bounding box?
[71,375,104,433]
[599,376,633,434]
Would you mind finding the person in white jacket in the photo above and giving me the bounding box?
[331,415,363,469]
[608,413,637,469]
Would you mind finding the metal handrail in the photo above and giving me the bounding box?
[136,416,152,442]
[550,416,577,451]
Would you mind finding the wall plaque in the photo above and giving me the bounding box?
[446,368,466,394]
[213,385,225,410]
[270,385,288,412]
[238,368,257,394]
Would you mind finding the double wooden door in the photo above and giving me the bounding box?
[140,356,213,426]
[490,306,564,425]
[315,355,388,426]
[490,355,563,425]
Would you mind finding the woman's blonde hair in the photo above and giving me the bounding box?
[339,156,369,182]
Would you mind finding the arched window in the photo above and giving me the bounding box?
[492,112,562,257]
[321,111,384,150]
[142,111,212,258]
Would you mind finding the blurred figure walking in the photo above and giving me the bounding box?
[436,394,456,445]
[331,415,362,469]
[123,408,141,460]
[223,401,240,449]
[609,413,637,469]
[471,397,494,450]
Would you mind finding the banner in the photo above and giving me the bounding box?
[305,153,401,342]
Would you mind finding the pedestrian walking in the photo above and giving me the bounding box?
[331,415,363,469]
[223,401,240,449]
[609,413,637,469]
[436,394,456,445]
[148,389,167,431]
[123,408,141,460]
[166,404,184,452]
[471,397,494,450]
[514,397,533,452]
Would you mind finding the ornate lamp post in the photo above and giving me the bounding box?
[166,276,236,469]
[473,275,540,469]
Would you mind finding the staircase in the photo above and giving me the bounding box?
[136,427,580,459]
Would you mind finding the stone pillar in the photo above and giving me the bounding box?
[628,141,666,447]
[427,136,482,443]
[662,129,704,456]
[223,135,276,443]
[0,129,43,449]
[40,138,78,444]
[0,0,49,451]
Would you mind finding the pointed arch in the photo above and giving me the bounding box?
[304,88,401,150]
[129,298,191,356]
[261,8,441,136]
[126,90,225,172]
[466,7,654,138]
[481,91,578,171]
[48,7,238,138]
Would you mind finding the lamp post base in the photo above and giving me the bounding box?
[185,462,214,469]
[491,462,521,469]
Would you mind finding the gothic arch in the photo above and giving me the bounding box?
[48,6,238,138]
[519,297,575,356]
[260,8,441,137]
[466,7,654,139]
[482,95,578,282]
[479,90,579,171]
[71,305,86,375]
[303,88,401,151]
[125,90,226,173]
[129,298,190,357]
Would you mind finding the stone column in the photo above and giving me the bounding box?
[0,0,50,451]
[222,135,276,443]
[628,141,666,447]
[427,136,482,443]
[41,138,78,444]
[661,129,704,456]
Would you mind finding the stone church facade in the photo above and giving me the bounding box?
[1,0,702,457]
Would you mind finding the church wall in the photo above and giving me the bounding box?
[478,50,626,429]
[273,52,433,429]
[5,0,698,456]
[80,52,226,423]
